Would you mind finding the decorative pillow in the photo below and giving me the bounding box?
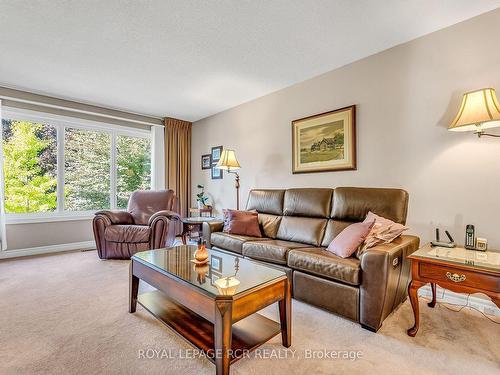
[222,209,262,237]
[358,211,409,255]
[327,220,375,258]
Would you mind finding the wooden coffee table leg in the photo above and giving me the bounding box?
[428,283,437,308]
[215,297,233,375]
[129,263,139,313]
[407,280,422,337]
[278,279,292,347]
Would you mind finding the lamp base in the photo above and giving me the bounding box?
[228,170,240,210]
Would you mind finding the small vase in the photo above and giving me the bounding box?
[194,239,208,263]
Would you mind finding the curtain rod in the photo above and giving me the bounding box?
[0,86,164,127]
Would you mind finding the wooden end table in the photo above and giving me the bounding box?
[130,245,291,375]
[181,217,221,245]
[407,243,500,337]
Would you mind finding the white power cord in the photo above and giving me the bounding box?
[420,290,500,325]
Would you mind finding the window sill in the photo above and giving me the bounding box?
[5,212,96,225]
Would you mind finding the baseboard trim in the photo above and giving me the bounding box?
[419,284,500,317]
[0,241,95,259]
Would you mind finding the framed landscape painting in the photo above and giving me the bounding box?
[292,105,356,173]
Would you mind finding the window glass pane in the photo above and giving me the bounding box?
[1,119,57,213]
[116,135,151,209]
[64,128,111,211]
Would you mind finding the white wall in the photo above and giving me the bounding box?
[192,9,500,249]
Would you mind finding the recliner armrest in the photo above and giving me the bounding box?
[202,221,224,248]
[359,235,420,331]
[148,210,181,226]
[94,210,134,225]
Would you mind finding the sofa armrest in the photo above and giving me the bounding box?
[202,221,224,248]
[148,210,181,226]
[359,235,420,331]
[95,210,134,225]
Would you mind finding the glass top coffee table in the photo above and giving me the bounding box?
[130,245,291,375]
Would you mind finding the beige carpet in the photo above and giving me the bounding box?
[0,250,498,375]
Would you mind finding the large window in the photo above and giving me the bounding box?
[1,111,152,218]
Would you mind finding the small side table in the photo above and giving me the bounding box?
[407,243,500,337]
[180,216,220,245]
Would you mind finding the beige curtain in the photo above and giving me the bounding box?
[164,118,192,234]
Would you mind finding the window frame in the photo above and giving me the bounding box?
[2,107,152,224]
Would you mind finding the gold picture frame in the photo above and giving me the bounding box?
[292,105,356,173]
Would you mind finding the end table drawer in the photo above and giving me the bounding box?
[419,263,499,292]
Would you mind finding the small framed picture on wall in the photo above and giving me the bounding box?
[211,166,223,180]
[211,146,223,164]
[201,154,211,169]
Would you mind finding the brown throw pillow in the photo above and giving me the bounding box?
[222,209,262,237]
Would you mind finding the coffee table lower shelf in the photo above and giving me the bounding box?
[138,291,281,364]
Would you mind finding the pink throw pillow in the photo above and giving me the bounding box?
[222,209,262,238]
[327,221,375,258]
[360,211,408,253]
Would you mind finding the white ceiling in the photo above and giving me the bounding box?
[1,1,499,122]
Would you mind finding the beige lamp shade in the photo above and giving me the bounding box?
[215,149,241,170]
[449,88,500,132]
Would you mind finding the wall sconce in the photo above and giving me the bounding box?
[448,88,500,137]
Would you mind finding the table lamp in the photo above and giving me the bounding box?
[448,88,500,137]
[215,149,241,209]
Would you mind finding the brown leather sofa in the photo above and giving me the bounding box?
[203,187,420,332]
[93,190,180,259]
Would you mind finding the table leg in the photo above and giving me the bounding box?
[407,280,422,337]
[129,263,139,313]
[215,298,233,375]
[428,283,437,308]
[278,279,292,347]
[181,224,188,245]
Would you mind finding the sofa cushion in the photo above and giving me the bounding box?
[276,216,327,246]
[211,232,268,254]
[242,240,310,265]
[104,225,150,243]
[258,213,282,239]
[283,188,333,218]
[332,187,408,224]
[287,247,361,286]
[246,189,285,215]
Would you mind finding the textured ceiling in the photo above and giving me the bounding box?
[1,0,499,121]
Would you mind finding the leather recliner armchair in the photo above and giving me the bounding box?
[93,189,180,259]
